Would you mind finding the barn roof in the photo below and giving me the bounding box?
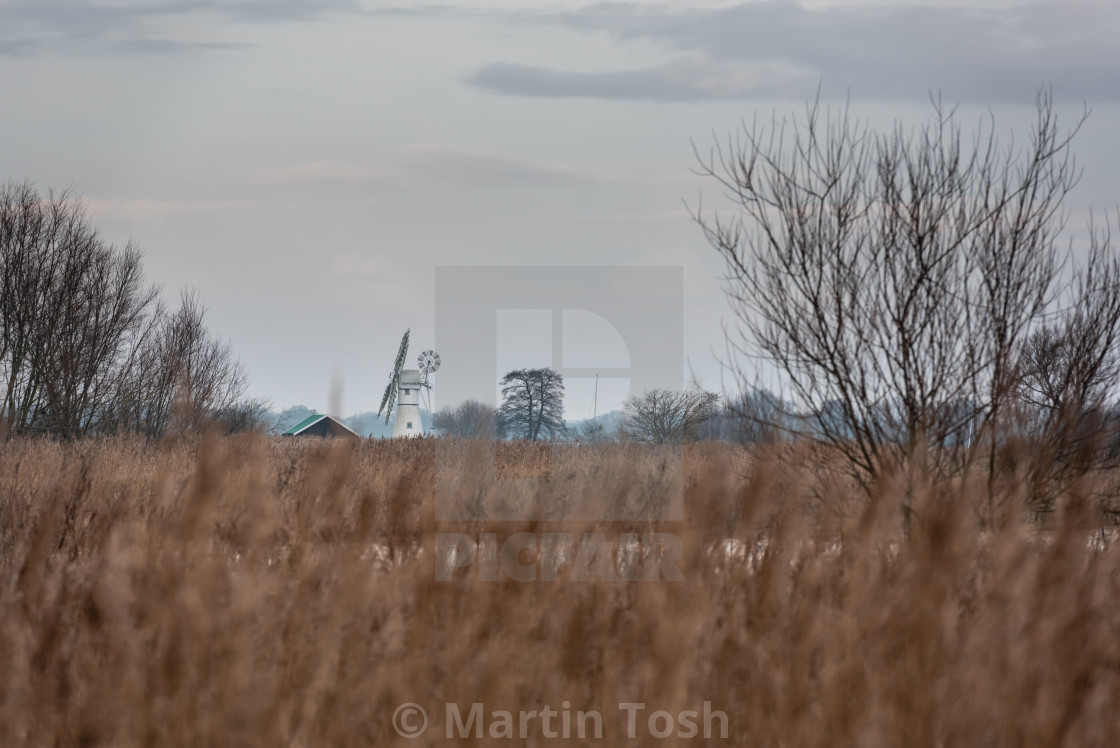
[283,414,326,435]
[282,414,360,437]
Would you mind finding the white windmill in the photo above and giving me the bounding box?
[378,329,440,439]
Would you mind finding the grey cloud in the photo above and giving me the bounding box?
[477,1,1120,103]
[398,144,613,185]
[0,0,362,54]
[116,39,255,54]
[365,5,460,18]
[470,58,802,101]
[209,0,365,24]
[0,38,39,57]
[260,145,615,190]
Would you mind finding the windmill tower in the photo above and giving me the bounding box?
[377,329,440,439]
[392,369,424,438]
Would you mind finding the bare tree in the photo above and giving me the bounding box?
[700,389,787,444]
[111,290,248,437]
[433,399,499,439]
[693,91,1108,493]
[1011,229,1120,510]
[43,242,156,437]
[622,387,719,444]
[0,181,158,437]
[0,180,251,439]
[214,396,274,435]
[499,368,565,441]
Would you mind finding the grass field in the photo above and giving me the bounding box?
[1,435,1118,746]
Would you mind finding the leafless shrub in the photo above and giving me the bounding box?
[699,389,788,444]
[577,418,616,444]
[1010,224,1120,512]
[694,91,1119,512]
[214,396,274,435]
[621,387,719,444]
[432,399,498,439]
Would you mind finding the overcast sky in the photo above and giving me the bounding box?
[2,0,1118,417]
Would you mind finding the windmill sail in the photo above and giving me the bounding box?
[378,378,397,424]
[378,329,410,424]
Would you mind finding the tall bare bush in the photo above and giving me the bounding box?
[694,92,1118,500]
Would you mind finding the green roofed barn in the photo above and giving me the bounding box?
[282,414,360,439]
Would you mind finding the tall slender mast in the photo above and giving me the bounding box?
[593,372,598,420]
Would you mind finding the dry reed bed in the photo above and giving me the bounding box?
[0,436,1117,746]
